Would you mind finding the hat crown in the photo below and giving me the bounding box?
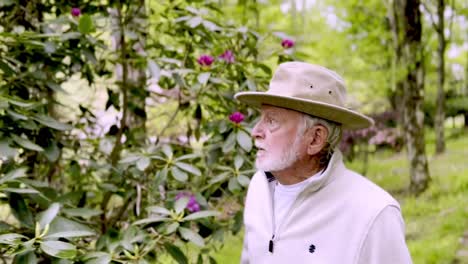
[268,62,347,107]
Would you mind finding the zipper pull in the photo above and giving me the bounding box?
[269,235,275,253]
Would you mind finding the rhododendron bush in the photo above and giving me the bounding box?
[0,0,297,263]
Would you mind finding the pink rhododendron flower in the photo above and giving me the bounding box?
[219,50,235,63]
[229,112,245,124]
[281,39,295,49]
[197,55,214,67]
[175,192,200,213]
[71,7,81,17]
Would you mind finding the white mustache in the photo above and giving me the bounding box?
[255,143,266,150]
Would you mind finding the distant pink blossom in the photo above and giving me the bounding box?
[175,192,200,213]
[229,112,245,124]
[197,55,214,67]
[281,39,295,49]
[219,50,235,63]
[71,7,81,17]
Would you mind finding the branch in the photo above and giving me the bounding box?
[421,1,441,34]
[447,0,455,41]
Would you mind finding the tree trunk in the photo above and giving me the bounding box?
[434,0,446,154]
[391,0,430,194]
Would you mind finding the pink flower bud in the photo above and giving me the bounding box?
[229,112,245,124]
[281,39,295,49]
[219,50,235,63]
[71,7,81,17]
[197,55,214,67]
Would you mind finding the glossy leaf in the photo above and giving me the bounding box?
[175,162,201,176]
[236,130,252,152]
[182,210,220,221]
[171,166,188,182]
[45,216,95,238]
[38,202,60,230]
[40,240,76,259]
[11,135,44,152]
[179,227,205,247]
[164,243,188,264]
[0,167,27,185]
[174,196,189,214]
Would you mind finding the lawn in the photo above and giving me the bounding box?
[214,127,468,264]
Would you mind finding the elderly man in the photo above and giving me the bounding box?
[234,62,412,263]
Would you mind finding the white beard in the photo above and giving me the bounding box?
[255,135,302,172]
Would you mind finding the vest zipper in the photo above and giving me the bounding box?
[269,189,308,254]
[269,235,275,253]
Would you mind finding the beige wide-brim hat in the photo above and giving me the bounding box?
[234,62,374,130]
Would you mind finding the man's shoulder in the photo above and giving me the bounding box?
[339,168,400,209]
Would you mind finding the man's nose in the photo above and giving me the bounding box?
[251,121,264,140]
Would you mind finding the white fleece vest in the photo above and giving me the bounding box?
[241,150,411,264]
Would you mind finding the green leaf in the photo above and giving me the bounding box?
[136,157,151,171]
[237,175,250,187]
[119,154,141,164]
[7,98,35,108]
[40,241,76,259]
[38,203,60,230]
[33,115,72,130]
[234,155,244,170]
[148,60,160,80]
[203,20,221,31]
[236,130,252,152]
[171,166,188,182]
[78,14,94,34]
[133,216,170,225]
[182,210,220,221]
[162,145,173,159]
[0,233,28,245]
[174,196,189,214]
[187,16,202,28]
[0,59,15,75]
[60,32,81,41]
[228,177,241,192]
[163,222,179,235]
[9,193,34,228]
[175,162,201,176]
[0,139,18,158]
[0,167,27,185]
[44,141,60,162]
[11,134,44,152]
[174,153,199,162]
[7,109,28,120]
[178,227,205,247]
[2,188,39,194]
[14,251,37,263]
[197,72,211,85]
[209,172,229,184]
[164,243,188,264]
[147,206,171,215]
[246,78,256,91]
[83,252,111,264]
[45,216,95,238]
[62,208,102,218]
[222,131,236,153]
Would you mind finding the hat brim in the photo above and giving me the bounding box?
[235,92,374,130]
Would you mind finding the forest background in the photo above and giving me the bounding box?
[1,0,468,263]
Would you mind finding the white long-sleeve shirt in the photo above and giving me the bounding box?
[241,150,412,264]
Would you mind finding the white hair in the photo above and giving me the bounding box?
[297,114,342,167]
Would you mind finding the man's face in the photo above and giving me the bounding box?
[252,105,307,172]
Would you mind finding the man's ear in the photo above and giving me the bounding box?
[306,125,329,156]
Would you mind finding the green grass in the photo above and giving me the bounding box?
[215,128,468,264]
